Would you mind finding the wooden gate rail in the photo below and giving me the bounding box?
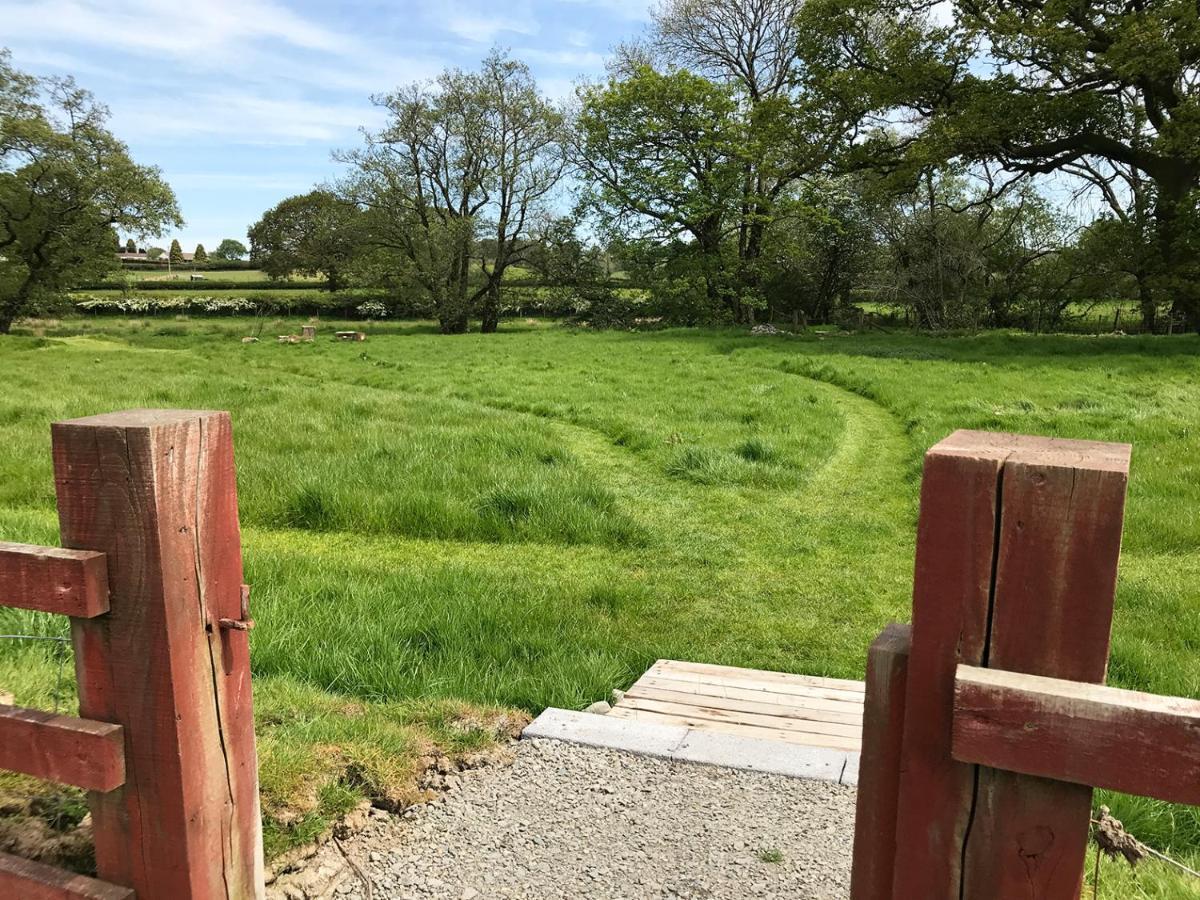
[952,665,1200,807]
[0,410,264,899]
[850,430,1199,900]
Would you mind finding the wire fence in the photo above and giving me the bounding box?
[0,632,73,714]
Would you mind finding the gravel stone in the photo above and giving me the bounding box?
[295,738,855,899]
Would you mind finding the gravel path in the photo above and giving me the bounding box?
[284,738,856,899]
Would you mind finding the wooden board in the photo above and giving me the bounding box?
[953,665,1200,807]
[626,682,863,724]
[0,851,133,900]
[608,705,861,750]
[613,659,865,752]
[648,659,865,694]
[0,541,108,618]
[53,409,265,899]
[638,671,865,706]
[850,623,910,900]
[0,705,124,792]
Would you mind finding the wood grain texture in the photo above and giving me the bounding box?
[0,851,133,900]
[953,665,1200,806]
[961,438,1129,900]
[850,623,910,900]
[0,541,108,618]
[0,705,124,792]
[606,706,861,750]
[890,432,1007,899]
[52,409,264,899]
[650,659,865,692]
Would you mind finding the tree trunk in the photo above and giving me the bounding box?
[1155,181,1200,330]
[1137,273,1157,332]
[480,281,500,333]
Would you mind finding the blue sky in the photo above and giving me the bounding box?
[2,0,651,251]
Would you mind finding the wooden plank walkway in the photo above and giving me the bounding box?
[610,659,865,752]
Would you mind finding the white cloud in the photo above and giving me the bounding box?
[437,1,539,42]
[111,93,385,145]
[520,47,607,68]
[558,0,652,20]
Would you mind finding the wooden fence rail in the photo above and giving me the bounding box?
[850,429,1198,899]
[0,409,263,899]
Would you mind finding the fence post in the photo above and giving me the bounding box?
[850,623,910,900]
[52,409,264,899]
[890,431,1129,899]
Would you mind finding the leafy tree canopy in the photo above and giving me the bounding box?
[0,49,180,332]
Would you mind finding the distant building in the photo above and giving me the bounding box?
[116,251,196,262]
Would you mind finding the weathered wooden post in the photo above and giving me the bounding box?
[853,431,1130,899]
[52,410,264,899]
[849,623,910,900]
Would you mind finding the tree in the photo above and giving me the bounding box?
[193,243,207,264]
[124,237,136,253]
[342,53,564,334]
[796,0,1200,327]
[168,238,183,265]
[646,0,831,305]
[0,50,180,333]
[474,51,565,332]
[213,238,248,261]
[248,190,361,291]
[575,66,747,319]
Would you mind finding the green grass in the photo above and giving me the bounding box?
[0,317,1197,894]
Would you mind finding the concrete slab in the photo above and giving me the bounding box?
[523,709,861,787]
[672,729,853,784]
[522,708,688,758]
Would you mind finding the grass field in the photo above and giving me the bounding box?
[0,317,1197,894]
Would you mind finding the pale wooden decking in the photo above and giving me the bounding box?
[609,659,865,752]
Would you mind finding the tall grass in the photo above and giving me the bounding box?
[0,318,1197,892]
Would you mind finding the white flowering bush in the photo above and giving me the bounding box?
[356,301,388,319]
[75,295,260,315]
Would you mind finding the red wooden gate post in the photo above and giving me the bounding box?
[52,410,264,899]
[888,431,1129,899]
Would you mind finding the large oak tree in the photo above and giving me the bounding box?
[0,50,180,333]
[797,0,1200,326]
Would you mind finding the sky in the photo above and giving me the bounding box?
[1,0,652,251]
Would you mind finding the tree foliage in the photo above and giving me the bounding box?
[213,238,248,261]
[341,51,564,333]
[0,50,179,332]
[248,190,361,291]
[193,243,207,263]
[795,0,1200,325]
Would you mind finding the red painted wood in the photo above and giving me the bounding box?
[850,623,910,900]
[0,851,133,900]
[953,665,1200,806]
[0,541,108,617]
[52,409,264,899]
[961,436,1129,900]
[0,705,124,792]
[890,431,1008,899]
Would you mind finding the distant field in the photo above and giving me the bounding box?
[106,263,543,285]
[1,319,1197,893]
[109,268,320,283]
